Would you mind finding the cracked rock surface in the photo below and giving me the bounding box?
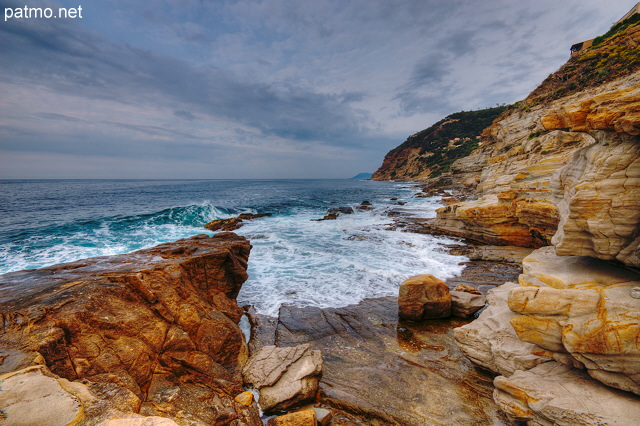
[0,233,261,425]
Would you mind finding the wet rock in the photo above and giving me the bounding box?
[494,361,640,425]
[205,212,272,231]
[328,207,354,215]
[355,201,373,211]
[243,344,323,412]
[447,244,534,264]
[205,217,244,231]
[398,274,451,320]
[238,212,272,220]
[444,260,522,296]
[313,207,355,221]
[266,409,317,426]
[267,298,508,425]
[0,234,261,425]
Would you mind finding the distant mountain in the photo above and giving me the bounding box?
[350,173,373,180]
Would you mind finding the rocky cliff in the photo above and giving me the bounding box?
[385,14,640,255]
[444,15,640,425]
[0,233,261,425]
[374,12,640,424]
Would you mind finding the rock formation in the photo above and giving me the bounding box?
[398,274,451,320]
[204,212,272,232]
[242,344,323,412]
[0,233,261,425]
[389,15,640,424]
[510,246,640,394]
[249,297,510,425]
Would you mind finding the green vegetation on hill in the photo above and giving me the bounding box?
[522,12,640,107]
[386,106,508,178]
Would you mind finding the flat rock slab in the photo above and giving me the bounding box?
[250,297,512,425]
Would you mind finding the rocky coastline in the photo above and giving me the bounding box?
[2,13,639,426]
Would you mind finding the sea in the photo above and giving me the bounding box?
[0,179,466,316]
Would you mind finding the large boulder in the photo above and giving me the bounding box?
[398,274,451,320]
[509,246,640,395]
[0,233,261,425]
[243,344,323,412]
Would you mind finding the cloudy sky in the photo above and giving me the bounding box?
[0,0,633,179]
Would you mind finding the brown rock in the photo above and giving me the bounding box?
[450,291,486,318]
[398,274,451,320]
[0,234,261,425]
[204,217,244,231]
[266,409,317,426]
[265,298,508,425]
[452,284,481,295]
[205,213,272,232]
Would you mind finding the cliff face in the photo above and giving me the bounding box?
[377,16,640,258]
[428,73,640,251]
[447,15,640,425]
[0,233,261,425]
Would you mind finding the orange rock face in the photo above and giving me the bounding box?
[541,86,640,135]
[0,233,261,425]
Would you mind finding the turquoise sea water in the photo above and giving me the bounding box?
[0,179,465,315]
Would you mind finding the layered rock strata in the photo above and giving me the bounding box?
[422,73,640,248]
[0,233,261,425]
[510,246,640,395]
[455,247,640,424]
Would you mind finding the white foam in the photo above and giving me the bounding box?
[237,199,465,316]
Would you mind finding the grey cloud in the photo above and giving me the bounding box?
[0,7,368,147]
[174,110,196,120]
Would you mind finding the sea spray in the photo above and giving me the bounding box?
[0,179,466,314]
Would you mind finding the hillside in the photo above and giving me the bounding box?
[371,106,507,181]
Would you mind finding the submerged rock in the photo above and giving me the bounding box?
[398,274,452,320]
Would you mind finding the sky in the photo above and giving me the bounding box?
[0,0,635,179]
